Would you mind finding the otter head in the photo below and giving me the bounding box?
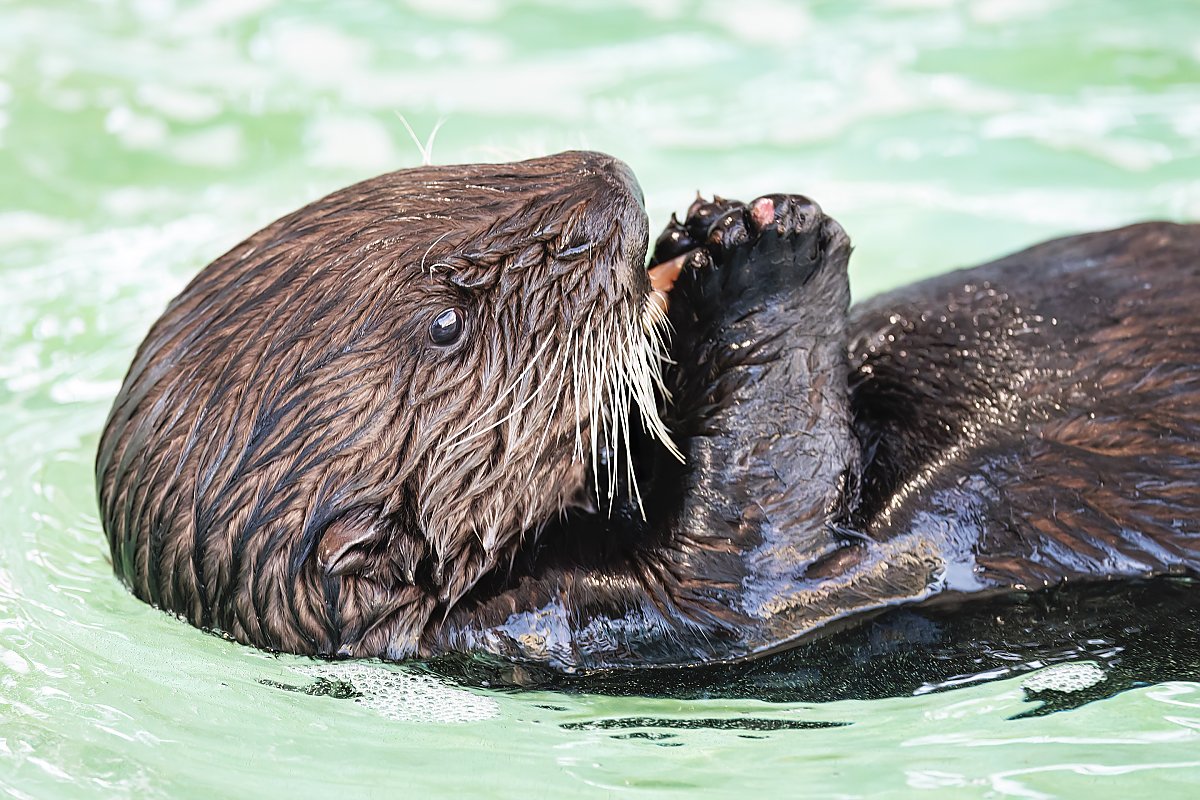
[97,151,673,658]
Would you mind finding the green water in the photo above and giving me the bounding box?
[2,0,1199,797]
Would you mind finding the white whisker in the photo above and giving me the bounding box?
[449,352,558,454]
[420,230,455,275]
[446,327,558,447]
[395,112,447,166]
[531,335,573,477]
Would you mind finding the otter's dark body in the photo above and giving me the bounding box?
[850,223,1200,592]
[97,152,1199,677]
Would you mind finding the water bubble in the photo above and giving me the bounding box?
[291,662,500,724]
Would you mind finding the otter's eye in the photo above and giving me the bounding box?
[429,308,464,346]
[557,238,594,259]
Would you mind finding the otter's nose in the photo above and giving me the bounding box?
[560,150,646,211]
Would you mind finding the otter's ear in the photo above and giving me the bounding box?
[317,510,389,577]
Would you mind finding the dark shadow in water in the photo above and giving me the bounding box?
[260,676,362,699]
[557,716,845,743]
[422,578,1200,718]
[561,717,844,731]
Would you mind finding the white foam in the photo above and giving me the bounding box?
[292,663,500,724]
[1022,662,1107,694]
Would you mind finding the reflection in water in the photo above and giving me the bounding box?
[428,578,1200,716]
[560,718,845,731]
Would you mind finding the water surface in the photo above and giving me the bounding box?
[2,1,1200,797]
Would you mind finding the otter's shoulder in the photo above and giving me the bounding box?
[851,221,1199,324]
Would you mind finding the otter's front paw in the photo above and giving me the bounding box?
[649,193,836,318]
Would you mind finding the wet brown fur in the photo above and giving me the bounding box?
[97,152,652,658]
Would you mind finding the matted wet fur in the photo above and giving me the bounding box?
[98,152,666,658]
[97,151,1200,674]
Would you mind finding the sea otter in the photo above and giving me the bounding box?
[96,151,1200,676]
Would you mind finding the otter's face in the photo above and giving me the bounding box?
[375,153,669,636]
[97,151,671,659]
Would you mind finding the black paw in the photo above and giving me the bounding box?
[652,192,824,259]
[650,193,838,325]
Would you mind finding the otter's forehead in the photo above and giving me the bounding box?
[352,150,645,220]
[262,151,651,283]
[322,151,653,296]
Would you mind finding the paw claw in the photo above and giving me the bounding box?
[759,194,820,237]
[705,207,751,253]
[684,199,729,240]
